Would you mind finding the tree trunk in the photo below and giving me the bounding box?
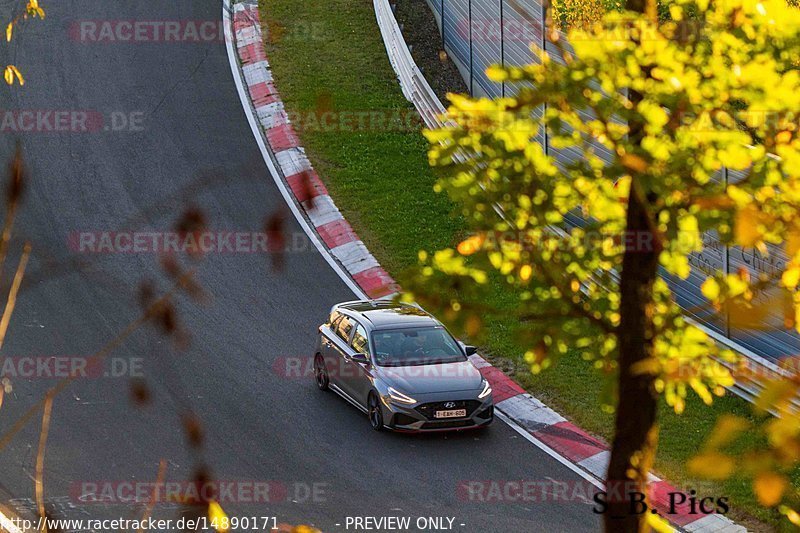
[604,184,660,532]
[604,0,659,530]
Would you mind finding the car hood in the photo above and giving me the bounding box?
[377,360,483,394]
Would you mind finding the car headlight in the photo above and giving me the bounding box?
[388,386,417,405]
[478,379,492,399]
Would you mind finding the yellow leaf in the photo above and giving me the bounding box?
[787,231,800,257]
[706,415,749,449]
[783,265,800,289]
[687,452,735,480]
[728,300,770,330]
[621,153,648,173]
[795,303,800,334]
[782,506,800,525]
[755,379,796,413]
[465,314,481,336]
[486,65,507,83]
[457,234,485,256]
[784,296,795,329]
[208,501,229,533]
[727,185,752,207]
[734,205,764,247]
[520,264,532,281]
[701,278,720,300]
[6,22,12,42]
[646,511,673,533]
[26,0,44,17]
[4,66,13,85]
[754,472,787,507]
[9,65,23,86]
[694,195,733,210]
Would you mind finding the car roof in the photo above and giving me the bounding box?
[335,300,441,330]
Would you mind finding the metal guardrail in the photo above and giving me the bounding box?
[374,0,448,129]
[373,0,799,410]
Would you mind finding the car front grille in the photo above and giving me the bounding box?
[421,419,475,430]
[416,400,481,420]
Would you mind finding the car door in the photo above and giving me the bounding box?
[320,311,340,385]
[327,313,356,396]
[346,323,375,406]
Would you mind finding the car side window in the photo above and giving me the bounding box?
[351,324,371,357]
[334,315,353,343]
[327,310,342,327]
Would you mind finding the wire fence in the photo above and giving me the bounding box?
[413,0,800,378]
[426,0,546,98]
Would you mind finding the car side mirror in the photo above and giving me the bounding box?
[464,345,478,356]
[351,353,370,365]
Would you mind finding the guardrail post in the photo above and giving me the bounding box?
[724,165,731,338]
[469,0,474,95]
[500,0,505,97]
[441,0,446,51]
[541,0,548,155]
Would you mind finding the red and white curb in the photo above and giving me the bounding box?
[227,1,745,531]
[230,0,398,300]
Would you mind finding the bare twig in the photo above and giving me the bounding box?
[138,459,167,533]
[35,391,54,533]
[0,241,30,350]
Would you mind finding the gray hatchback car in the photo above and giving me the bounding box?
[314,300,493,432]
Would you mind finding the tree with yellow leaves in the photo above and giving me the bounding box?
[4,0,45,85]
[406,0,800,529]
[550,0,619,29]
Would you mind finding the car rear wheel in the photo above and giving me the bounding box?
[368,392,384,431]
[314,354,329,391]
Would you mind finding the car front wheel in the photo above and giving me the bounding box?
[368,392,384,431]
[314,354,329,391]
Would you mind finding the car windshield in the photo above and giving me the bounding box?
[371,327,466,366]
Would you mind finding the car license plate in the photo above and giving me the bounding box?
[434,409,467,419]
